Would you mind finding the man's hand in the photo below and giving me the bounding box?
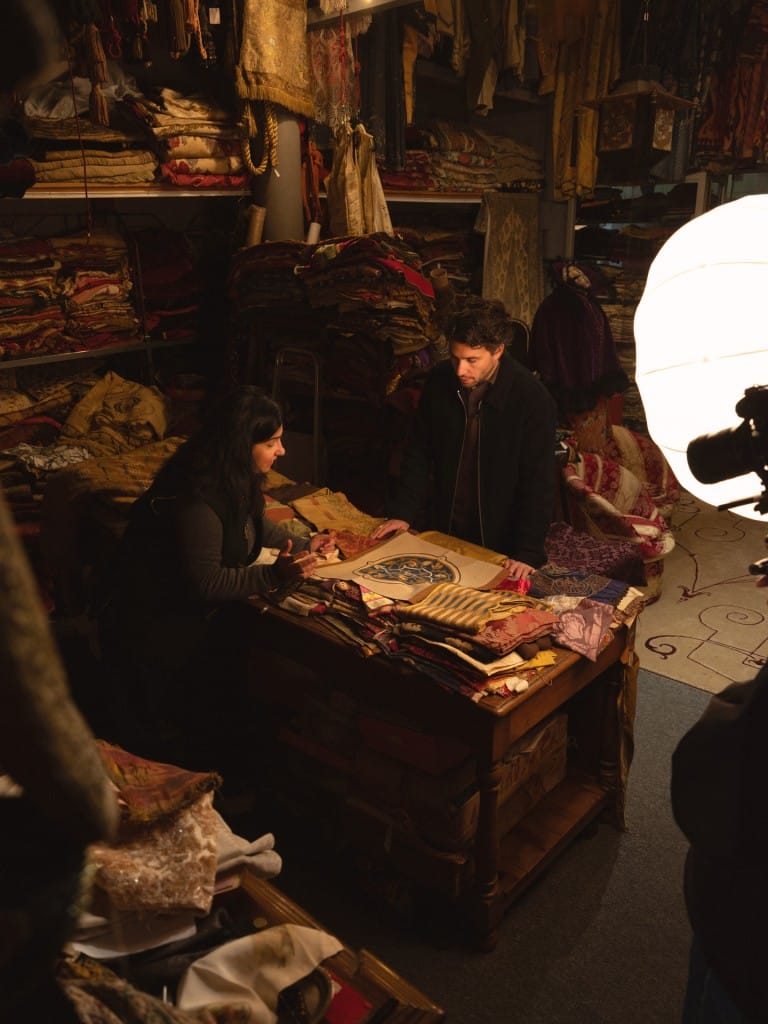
[370,519,410,541]
[503,558,535,581]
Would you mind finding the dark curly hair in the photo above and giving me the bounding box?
[444,296,515,352]
[155,386,282,514]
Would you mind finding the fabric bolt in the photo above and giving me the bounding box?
[57,955,229,1023]
[96,741,220,827]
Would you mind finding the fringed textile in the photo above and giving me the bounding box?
[234,0,313,118]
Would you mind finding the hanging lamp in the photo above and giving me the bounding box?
[581,0,694,184]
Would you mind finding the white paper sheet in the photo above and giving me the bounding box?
[311,531,504,601]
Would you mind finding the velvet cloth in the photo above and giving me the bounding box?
[529,272,629,416]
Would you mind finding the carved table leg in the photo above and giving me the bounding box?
[469,752,504,948]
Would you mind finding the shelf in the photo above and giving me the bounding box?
[17,184,250,201]
[0,336,196,371]
[385,190,485,204]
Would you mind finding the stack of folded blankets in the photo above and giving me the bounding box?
[24,113,158,186]
[428,120,498,192]
[0,227,141,360]
[295,232,438,358]
[52,227,141,350]
[0,235,67,359]
[121,88,247,189]
[378,121,544,194]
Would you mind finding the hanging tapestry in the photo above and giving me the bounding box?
[234,0,313,118]
[475,192,542,327]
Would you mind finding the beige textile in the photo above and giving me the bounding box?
[475,192,543,327]
[178,924,342,1022]
[90,791,220,915]
[234,0,313,118]
[398,581,541,633]
[290,487,385,534]
[60,370,169,457]
[326,121,393,237]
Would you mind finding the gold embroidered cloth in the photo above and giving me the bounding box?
[235,0,314,118]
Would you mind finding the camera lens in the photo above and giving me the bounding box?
[687,421,754,484]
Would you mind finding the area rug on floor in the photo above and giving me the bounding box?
[635,490,768,693]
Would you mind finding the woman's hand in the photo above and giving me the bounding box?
[503,558,535,581]
[275,539,320,582]
[309,530,337,555]
[370,518,410,541]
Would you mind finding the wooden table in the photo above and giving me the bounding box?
[249,598,637,950]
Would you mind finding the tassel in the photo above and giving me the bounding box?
[168,0,190,58]
[89,81,109,126]
[84,22,110,126]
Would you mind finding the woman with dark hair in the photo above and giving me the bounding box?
[98,386,333,787]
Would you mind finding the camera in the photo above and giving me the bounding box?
[686,385,768,514]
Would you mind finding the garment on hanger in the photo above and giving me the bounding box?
[325,121,393,237]
[529,261,628,415]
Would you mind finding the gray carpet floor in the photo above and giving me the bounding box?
[270,670,711,1023]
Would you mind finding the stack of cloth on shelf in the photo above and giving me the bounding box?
[121,87,247,189]
[22,69,159,186]
[378,146,436,191]
[0,227,141,360]
[295,232,439,356]
[397,225,474,297]
[427,120,498,192]
[0,235,68,359]
[380,121,544,194]
[228,240,311,312]
[132,228,202,342]
[52,227,141,349]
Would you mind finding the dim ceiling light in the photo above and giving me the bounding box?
[634,194,768,521]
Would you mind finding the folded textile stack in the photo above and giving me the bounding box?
[0,235,67,359]
[475,127,544,191]
[51,228,141,349]
[122,88,248,189]
[295,233,438,356]
[22,75,159,186]
[378,148,436,191]
[28,146,158,185]
[428,119,498,193]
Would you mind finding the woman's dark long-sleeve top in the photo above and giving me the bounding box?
[100,478,310,676]
[671,666,768,1021]
[386,351,558,566]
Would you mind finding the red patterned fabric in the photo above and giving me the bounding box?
[563,451,674,563]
